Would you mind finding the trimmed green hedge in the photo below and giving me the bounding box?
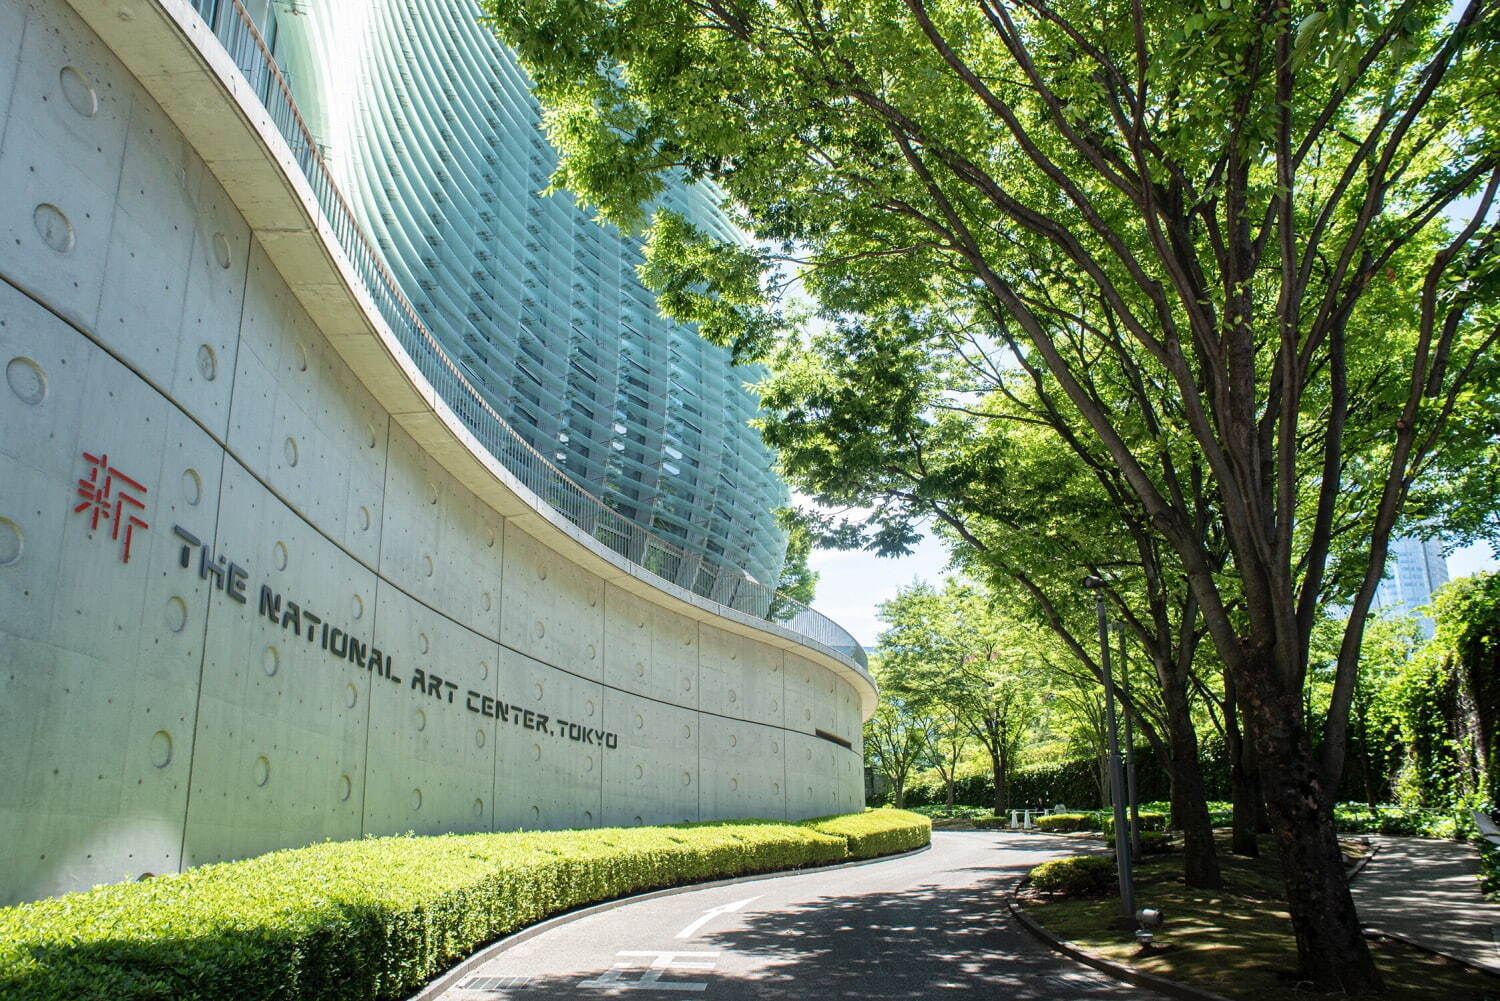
[804,808,932,858]
[1029,856,1117,895]
[1034,812,1097,832]
[0,811,929,1001]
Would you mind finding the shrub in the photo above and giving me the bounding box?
[1034,812,1098,832]
[1138,831,1173,854]
[803,808,932,859]
[1332,803,1459,839]
[1101,811,1168,835]
[972,816,1010,830]
[0,811,927,1001]
[1029,856,1117,896]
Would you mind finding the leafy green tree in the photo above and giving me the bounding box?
[489,0,1499,985]
[863,662,929,808]
[875,580,1042,814]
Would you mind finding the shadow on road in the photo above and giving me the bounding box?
[464,850,1143,999]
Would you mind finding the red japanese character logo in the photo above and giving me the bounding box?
[73,451,150,563]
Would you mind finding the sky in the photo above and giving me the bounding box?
[811,532,1500,651]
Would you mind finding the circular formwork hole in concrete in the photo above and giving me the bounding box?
[33,204,74,253]
[273,540,288,571]
[473,798,484,818]
[212,231,232,269]
[584,755,593,772]
[338,774,352,801]
[475,728,485,748]
[634,764,643,779]
[6,357,47,405]
[422,554,433,577]
[531,806,540,823]
[283,436,298,467]
[294,343,308,371]
[262,645,280,676]
[418,632,429,653]
[533,682,544,701]
[358,506,371,531]
[195,344,217,381]
[253,756,270,787]
[729,778,738,791]
[729,734,738,747]
[344,683,357,709]
[531,743,541,761]
[415,708,427,731]
[164,596,188,633]
[0,517,24,567]
[149,729,172,768]
[351,593,364,619]
[533,620,545,640]
[680,772,692,787]
[584,810,593,825]
[59,66,98,117]
[180,468,202,506]
[479,660,489,680]
[411,788,422,811]
[481,591,492,611]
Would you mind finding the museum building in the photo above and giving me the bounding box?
[0,0,875,905]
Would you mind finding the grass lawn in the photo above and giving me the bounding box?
[1019,834,1500,1001]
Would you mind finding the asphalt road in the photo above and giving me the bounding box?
[417,830,1168,1000]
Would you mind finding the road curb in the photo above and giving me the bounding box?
[1005,876,1234,1001]
[407,842,932,1001]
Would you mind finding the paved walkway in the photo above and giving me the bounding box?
[1351,835,1500,973]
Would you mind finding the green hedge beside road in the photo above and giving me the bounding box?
[0,810,930,1001]
[804,807,933,858]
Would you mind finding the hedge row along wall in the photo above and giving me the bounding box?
[0,810,930,1001]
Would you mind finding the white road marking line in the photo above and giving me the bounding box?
[674,895,762,940]
[578,950,720,991]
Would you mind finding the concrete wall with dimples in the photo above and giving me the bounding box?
[0,0,867,906]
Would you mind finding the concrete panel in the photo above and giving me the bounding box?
[0,0,27,146]
[495,647,604,830]
[0,294,221,903]
[379,423,502,639]
[699,622,782,725]
[362,582,501,837]
[602,582,700,708]
[600,689,700,827]
[181,458,373,866]
[698,717,787,821]
[501,522,603,679]
[0,0,128,329]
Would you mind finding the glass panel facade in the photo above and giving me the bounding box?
[271,0,789,587]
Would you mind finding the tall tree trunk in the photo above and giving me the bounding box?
[1159,666,1222,888]
[991,748,1006,815]
[893,781,906,809]
[1224,678,1260,857]
[1241,649,1382,992]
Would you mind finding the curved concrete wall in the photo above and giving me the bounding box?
[0,0,867,906]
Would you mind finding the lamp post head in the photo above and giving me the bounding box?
[1082,575,1105,590]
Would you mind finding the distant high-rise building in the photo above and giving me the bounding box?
[1373,536,1450,634]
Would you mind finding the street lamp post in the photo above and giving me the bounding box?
[1118,624,1142,859]
[1084,575,1135,925]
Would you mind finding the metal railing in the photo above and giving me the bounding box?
[184,0,867,670]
